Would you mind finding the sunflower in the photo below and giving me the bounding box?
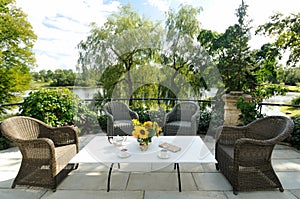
[132,119,141,126]
[142,121,153,128]
[133,126,149,139]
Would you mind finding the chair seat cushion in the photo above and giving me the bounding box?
[166,121,191,127]
[55,144,77,174]
[114,120,132,127]
[218,144,234,159]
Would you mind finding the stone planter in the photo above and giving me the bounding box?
[221,91,251,126]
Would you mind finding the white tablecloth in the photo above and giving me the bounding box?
[71,136,216,164]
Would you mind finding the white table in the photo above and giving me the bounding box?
[71,136,216,192]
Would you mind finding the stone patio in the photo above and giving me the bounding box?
[1,133,300,199]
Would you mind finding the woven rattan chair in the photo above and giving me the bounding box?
[0,116,79,191]
[215,116,294,195]
[164,101,200,136]
[103,101,139,136]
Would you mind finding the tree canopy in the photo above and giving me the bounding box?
[256,12,300,67]
[0,0,36,112]
[197,1,285,101]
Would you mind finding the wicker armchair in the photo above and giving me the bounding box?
[103,101,139,136]
[215,116,294,195]
[164,101,200,136]
[0,116,79,191]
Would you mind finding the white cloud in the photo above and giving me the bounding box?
[16,0,120,71]
[147,0,171,13]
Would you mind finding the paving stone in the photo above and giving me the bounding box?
[224,190,298,199]
[0,171,16,188]
[290,189,300,199]
[144,191,227,199]
[273,159,300,172]
[0,189,46,199]
[127,172,197,191]
[272,149,300,159]
[192,173,232,191]
[0,158,21,172]
[57,171,129,191]
[41,190,143,199]
[277,172,300,189]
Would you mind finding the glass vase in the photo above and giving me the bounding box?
[139,142,148,151]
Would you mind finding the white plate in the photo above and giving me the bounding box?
[118,152,131,158]
[157,152,170,159]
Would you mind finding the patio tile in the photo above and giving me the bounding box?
[224,190,298,199]
[41,190,143,199]
[73,163,110,172]
[192,172,232,191]
[127,172,197,191]
[0,189,46,199]
[277,172,300,189]
[144,191,227,199]
[57,171,129,191]
[0,158,21,172]
[273,159,300,172]
[0,171,16,188]
[272,149,300,159]
[0,147,21,159]
[290,189,300,199]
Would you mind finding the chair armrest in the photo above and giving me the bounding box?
[18,138,56,160]
[216,126,247,145]
[234,138,276,166]
[129,109,139,120]
[165,109,177,123]
[104,110,114,121]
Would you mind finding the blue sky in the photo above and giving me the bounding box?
[15,0,299,72]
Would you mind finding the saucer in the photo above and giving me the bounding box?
[157,152,170,159]
[118,152,131,158]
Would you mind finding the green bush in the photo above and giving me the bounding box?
[20,88,98,133]
[97,114,107,132]
[291,96,300,105]
[20,88,77,126]
[198,110,211,133]
[285,116,300,150]
[0,131,11,150]
[236,97,265,125]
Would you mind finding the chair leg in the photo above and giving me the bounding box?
[279,187,284,192]
[215,163,219,170]
[233,189,238,195]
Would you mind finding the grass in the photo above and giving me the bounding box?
[280,106,300,117]
[29,81,51,89]
[285,85,300,92]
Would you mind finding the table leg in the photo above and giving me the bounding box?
[107,163,114,192]
[175,163,182,192]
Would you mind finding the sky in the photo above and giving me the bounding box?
[15,0,300,72]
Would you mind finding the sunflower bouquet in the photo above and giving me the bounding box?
[132,119,162,147]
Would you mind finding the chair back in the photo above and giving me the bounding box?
[171,102,199,121]
[247,116,294,141]
[104,101,133,121]
[1,116,43,142]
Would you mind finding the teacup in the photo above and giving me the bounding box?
[113,135,127,146]
[120,148,128,156]
[159,149,168,158]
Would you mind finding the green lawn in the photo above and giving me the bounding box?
[280,106,300,117]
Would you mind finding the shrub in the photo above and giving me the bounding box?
[20,88,77,126]
[285,116,300,150]
[236,97,264,125]
[0,131,11,150]
[291,96,300,105]
[97,114,107,132]
[198,110,211,134]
